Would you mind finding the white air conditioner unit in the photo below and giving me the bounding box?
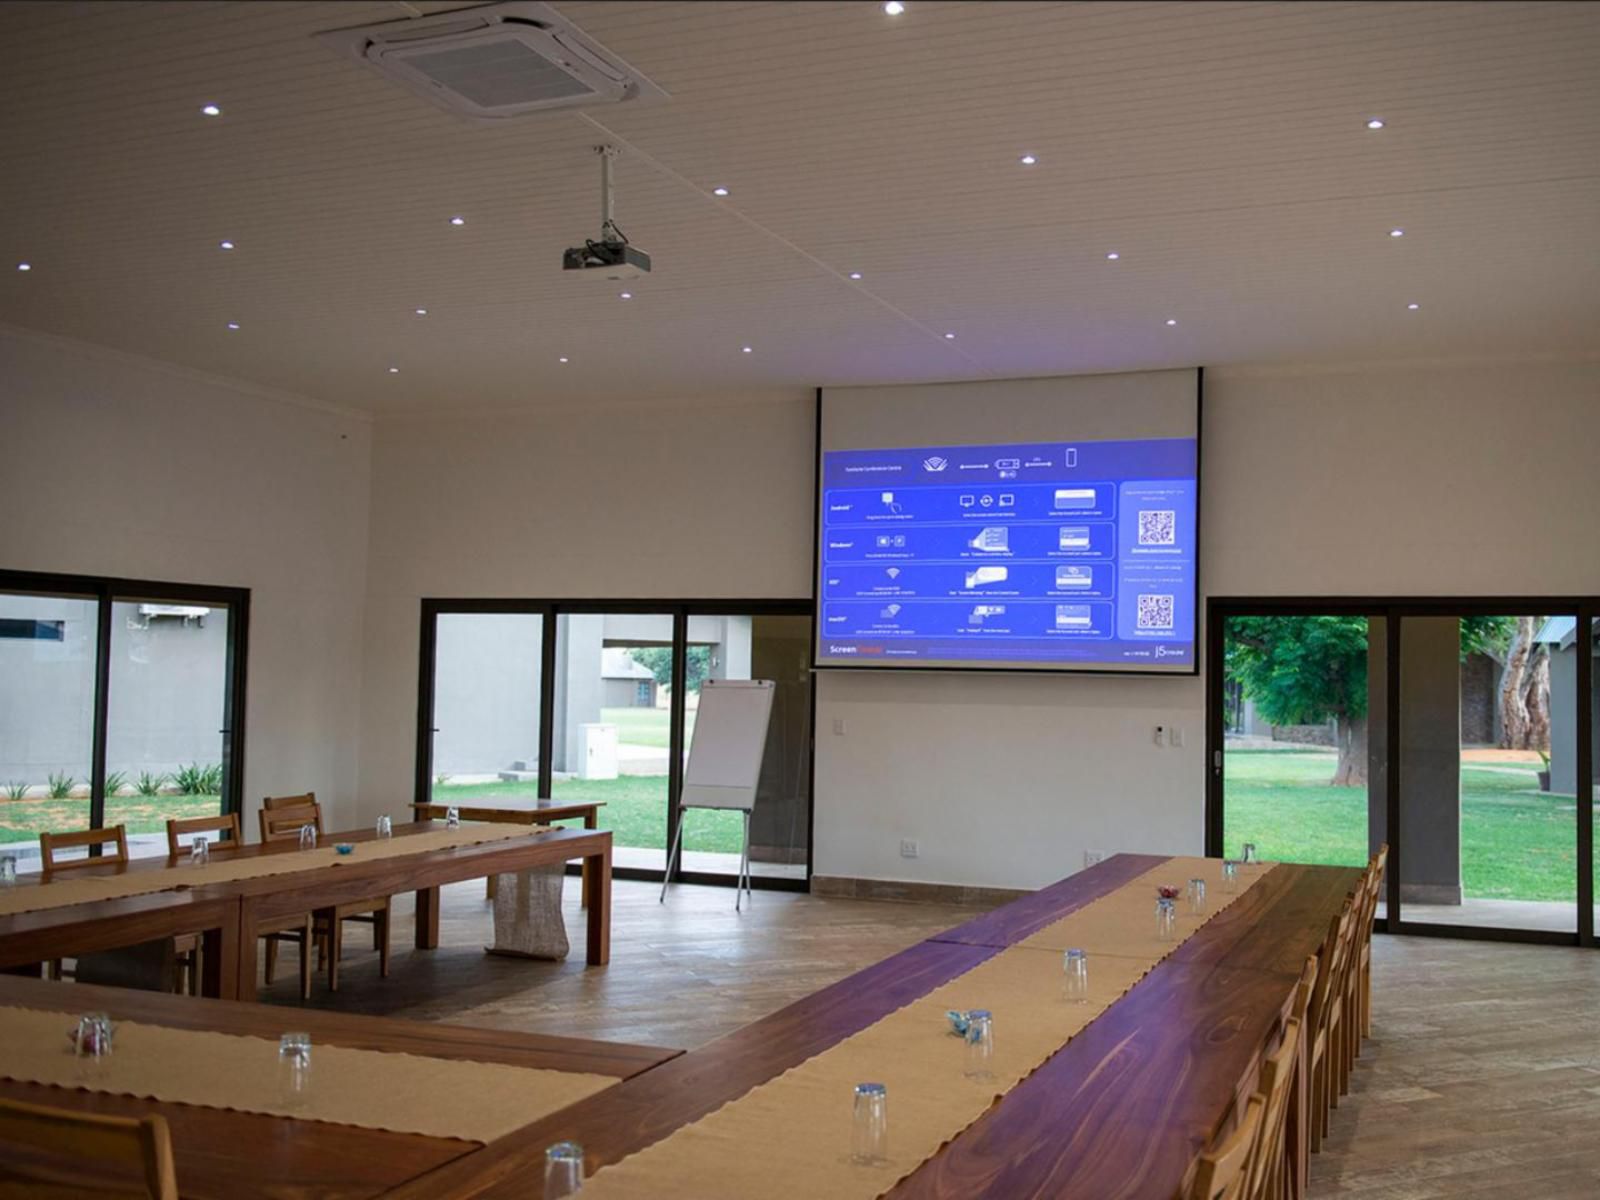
[317,2,666,122]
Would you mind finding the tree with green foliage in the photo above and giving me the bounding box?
[626,645,713,695]
[1226,615,1513,787]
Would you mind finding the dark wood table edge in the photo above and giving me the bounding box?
[0,975,679,1078]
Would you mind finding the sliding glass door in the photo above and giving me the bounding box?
[0,589,99,860]
[1209,599,1597,946]
[0,571,248,863]
[417,600,813,889]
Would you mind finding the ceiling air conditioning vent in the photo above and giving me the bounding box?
[317,2,666,122]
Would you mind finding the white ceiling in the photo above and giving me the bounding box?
[2,0,1597,416]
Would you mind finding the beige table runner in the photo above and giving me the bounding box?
[0,1004,612,1143]
[578,857,1279,1199]
[0,824,549,919]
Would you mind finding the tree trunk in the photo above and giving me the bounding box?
[1498,616,1535,749]
[1331,713,1368,787]
[1522,643,1550,752]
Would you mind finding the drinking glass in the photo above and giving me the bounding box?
[851,1082,888,1165]
[375,814,393,839]
[1062,948,1089,1004]
[1156,897,1177,940]
[1187,877,1207,915]
[963,1009,994,1081]
[445,806,461,830]
[1242,842,1259,866]
[298,824,317,852]
[279,1032,312,1106]
[74,1013,113,1058]
[544,1141,584,1197]
[190,835,209,865]
[0,854,16,884]
[1222,860,1240,893]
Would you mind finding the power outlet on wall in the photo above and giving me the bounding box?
[1083,849,1106,868]
[900,839,919,859]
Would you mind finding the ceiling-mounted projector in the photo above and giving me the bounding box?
[564,145,651,280]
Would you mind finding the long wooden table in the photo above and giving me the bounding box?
[0,820,615,1000]
[412,798,604,906]
[0,975,678,1200]
[380,856,1360,1200]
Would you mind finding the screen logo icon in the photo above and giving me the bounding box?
[922,455,949,472]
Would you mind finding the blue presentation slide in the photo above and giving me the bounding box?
[818,437,1196,668]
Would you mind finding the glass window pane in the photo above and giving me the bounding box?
[105,599,232,858]
[1221,614,1376,870]
[0,591,98,866]
[428,613,544,809]
[679,613,811,880]
[551,613,674,872]
[1398,613,1575,933]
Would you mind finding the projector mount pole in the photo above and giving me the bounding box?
[597,144,622,245]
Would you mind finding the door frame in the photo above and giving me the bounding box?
[416,598,815,893]
[0,567,250,833]
[1206,596,1595,947]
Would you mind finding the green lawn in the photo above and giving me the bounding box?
[435,773,745,855]
[598,706,695,749]
[1223,749,1584,901]
[0,794,222,843]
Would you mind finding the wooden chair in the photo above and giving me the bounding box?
[1358,845,1387,1041]
[1190,1094,1264,1200]
[39,825,129,872]
[0,1095,177,1199]
[164,814,314,1003]
[37,826,131,983]
[1305,902,1344,1158]
[1286,955,1317,1200]
[1244,1014,1302,1200]
[261,792,391,991]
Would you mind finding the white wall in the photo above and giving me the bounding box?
[353,394,815,823]
[0,327,372,832]
[818,360,1600,888]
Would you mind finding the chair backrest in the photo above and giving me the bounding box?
[1244,1016,1302,1199]
[38,825,128,873]
[1291,953,1318,1026]
[1189,1093,1264,1200]
[259,802,322,844]
[0,1095,178,1199]
[164,812,241,857]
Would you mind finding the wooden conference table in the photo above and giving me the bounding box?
[412,797,605,905]
[379,855,1360,1200]
[0,975,678,1200]
[0,820,615,998]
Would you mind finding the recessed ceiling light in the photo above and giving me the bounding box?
[1105,252,1120,261]
[1019,154,1037,166]
[218,240,235,251]
[712,186,730,197]
[16,262,30,272]
[619,291,633,300]
[1389,228,1404,238]
[943,332,956,340]
[884,0,905,13]
[848,271,863,280]
[1165,318,1178,326]
[1366,117,1386,130]
[201,104,221,117]
[449,215,465,227]
[558,356,569,364]
[742,346,753,354]
[225,321,240,330]
[414,308,428,316]
[1407,302,1420,310]
[388,366,400,374]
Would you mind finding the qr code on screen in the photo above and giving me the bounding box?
[1137,594,1175,630]
[1137,510,1176,545]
